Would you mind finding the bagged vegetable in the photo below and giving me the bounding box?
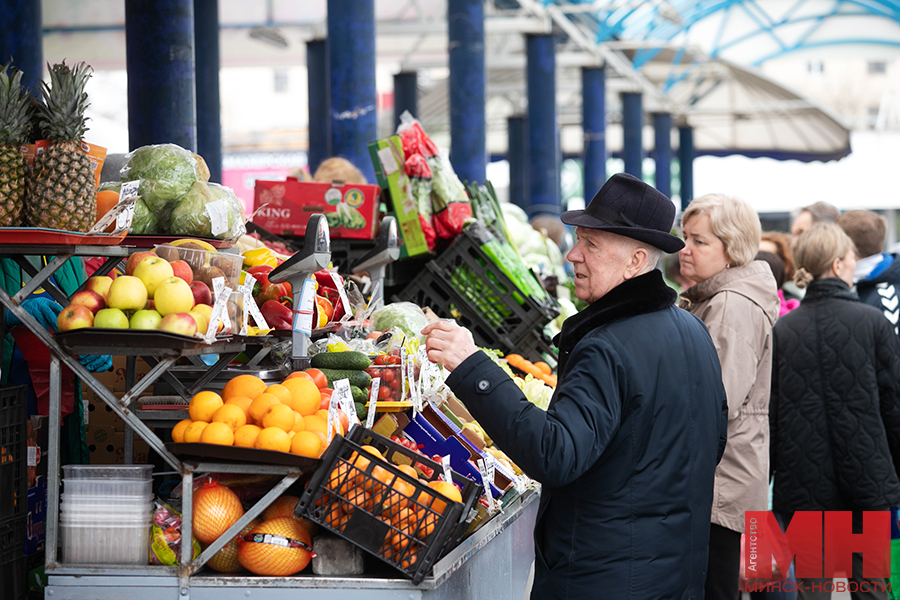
[129,197,159,234]
[170,181,247,240]
[120,143,199,213]
[150,501,200,566]
[406,154,436,251]
[372,302,428,340]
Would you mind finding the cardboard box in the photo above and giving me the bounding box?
[89,355,153,394]
[253,179,381,239]
[86,426,151,465]
[368,136,429,258]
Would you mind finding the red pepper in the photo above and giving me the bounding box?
[260,300,293,330]
[314,270,346,321]
[247,265,275,286]
[257,281,291,307]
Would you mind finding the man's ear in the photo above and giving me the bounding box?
[623,246,648,280]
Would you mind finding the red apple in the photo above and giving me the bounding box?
[84,276,113,301]
[158,312,198,337]
[57,304,94,331]
[144,298,156,311]
[170,260,193,285]
[125,251,157,276]
[189,281,212,306]
[69,289,106,316]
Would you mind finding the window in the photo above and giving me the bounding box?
[868,61,887,75]
[274,69,288,93]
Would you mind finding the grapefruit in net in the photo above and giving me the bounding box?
[193,481,245,545]
[206,518,260,573]
[238,516,313,576]
[261,495,321,538]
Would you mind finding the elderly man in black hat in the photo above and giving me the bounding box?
[423,173,728,599]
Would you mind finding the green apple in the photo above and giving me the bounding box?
[94,308,129,329]
[130,309,163,330]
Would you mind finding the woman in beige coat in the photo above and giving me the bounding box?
[679,194,780,600]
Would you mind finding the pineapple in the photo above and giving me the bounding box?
[0,62,30,227]
[26,61,96,231]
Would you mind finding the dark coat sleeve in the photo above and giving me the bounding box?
[768,326,780,479]
[445,344,624,488]
[717,387,728,466]
[874,317,900,475]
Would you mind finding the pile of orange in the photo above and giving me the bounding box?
[172,369,343,458]
[505,354,557,387]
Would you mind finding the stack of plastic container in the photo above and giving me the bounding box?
[59,465,153,564]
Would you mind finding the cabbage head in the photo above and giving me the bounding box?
[120,144,199,212]
[169,181,247,239]
[129,197,158,235]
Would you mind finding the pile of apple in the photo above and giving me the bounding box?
[57,247,225,337]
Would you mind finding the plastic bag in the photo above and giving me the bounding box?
[372,302,429,340]
[169,181,247,240]
[150,501,200,566]
[120,143,199,213]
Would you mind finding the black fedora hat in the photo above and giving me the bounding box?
[561,173,684,253]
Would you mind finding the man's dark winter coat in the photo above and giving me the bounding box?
[856,254,900,336]
[771,277,900,514]
[446,270,728,599]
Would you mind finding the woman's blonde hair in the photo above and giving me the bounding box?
[313,157,367,184]
[792,223,855,288]
[681,193,761,267]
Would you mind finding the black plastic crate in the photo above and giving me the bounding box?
[295,425,482,584]
[0,386,27,525]
[0,520,26,600]
[517,328,559,368]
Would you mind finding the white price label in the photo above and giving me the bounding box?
[366,378,380,429]
[206,199,229,236]
[293,276,316,335]
[441,455,452,484]
[205,279,231,342]
[27,445,37,467]
[400,348,408,402]
[477,458,496,512]
[377,146,399,176]
[331,379,354,438]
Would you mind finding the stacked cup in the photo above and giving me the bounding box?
[59,465,154,564]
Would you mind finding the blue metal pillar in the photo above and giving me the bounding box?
[307,39,330,175]
[653,112,672,198]
[678,126,694,210]
[125,0,196,151]
[581,66,606,198]
[0,0,42,94]
[526,34,559,217]
[194,0,221,182]
[327,0,376,183]
[448,0,486,184]
[393,71,418,131]
[508,115,528,211]
[621,92,643,179]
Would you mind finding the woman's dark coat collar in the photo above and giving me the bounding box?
[802,277,859,303]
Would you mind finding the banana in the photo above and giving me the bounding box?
[170,238,217,252]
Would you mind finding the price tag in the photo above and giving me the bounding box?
[477,458,496,512]
[88,180,140,235]
[206,199,229,236]
[293,276,316,336]
[205,278,231,342]
[512,474,527,494]
[27,445,37,467]
[329,379,353,443]
[400,348,408,402]
[240,275,269,331]
[328,273,351,321]
[407,352,420,416]
[366,378,380,429]
[440,455,452,484]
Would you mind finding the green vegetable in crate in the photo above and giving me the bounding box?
[463,220,547,302]
[310,351,371,371]
[319,368,372,389]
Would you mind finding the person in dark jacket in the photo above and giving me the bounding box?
[771,223,900,599]
[837,209,900,336]
[423,173,728,600]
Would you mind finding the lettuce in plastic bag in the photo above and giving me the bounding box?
[129,197,158,234]
[120,143,199,213]
[372,302,429,339]
[169,181,247,239]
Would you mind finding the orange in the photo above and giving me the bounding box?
[211,404,247,431]
[222,374,267,402]
[281,377,321,416]
[189,391,224,422]
[254,427,291,453]
[95,190,120,233]
[290,430,323,458]
[291,412,306,433]
[312,430,327,447]
[200,421,235,446]
[237,516,312,576]
[534,361,552,376]
[224,395,254,419]
[234,424,262,448]
[303,368,329,389]
[303,414,328,434]
[265,384,292,405]
[261,403,296,432]
[248,393,281,424]
[183,421,209,443]
[171,418,193,443]
[284,371,314,383]
[420,480,463,515]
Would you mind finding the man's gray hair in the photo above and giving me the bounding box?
[796,201,840,225]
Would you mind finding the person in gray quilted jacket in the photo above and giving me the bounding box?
[771,223,900,599]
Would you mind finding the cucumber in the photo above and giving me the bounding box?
[354,402,367,421]
[320,368,372,389]
[311,351,371,371]
[350,385,368,404]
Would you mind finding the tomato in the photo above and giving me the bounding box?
[365,367,379,379]
[378,386,392,400]
[318,388,334,410]
[382,369,395,383]
[389,355,402,365]
[374,354,387,366]
[390,378,401,390]
[304,368,329,389]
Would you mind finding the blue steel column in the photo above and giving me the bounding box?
[448,0,486,184]
[393,71,418,131]
[508,115,528,211]
[0,0,42,93]
[582,66,606,197]
[307,39,330,175]
[526,34,559,217]
[621,92,643,179]
[194,0,221,182]
[678,126,694,210]
[125,0,196,151]
[653,112,672,198]
[327,0,376,183]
